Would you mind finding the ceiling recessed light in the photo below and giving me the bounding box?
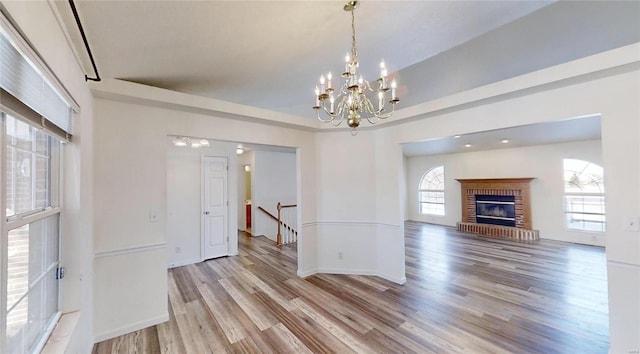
[464,144,471,148]
[454,135,461,139]
[501,139,510,144]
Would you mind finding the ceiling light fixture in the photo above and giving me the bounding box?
[501,139,510,144]
[172,137,211,148]
[236,147,244,155]
[454,135,461,139]
[465,144,472,148]
[313,1,400,135]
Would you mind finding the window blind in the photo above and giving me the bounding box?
[0,31,72,141]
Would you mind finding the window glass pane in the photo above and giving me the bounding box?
[564,159,604,193]
[14,150,33,214]
[5,215,59,352]
[5,267,58,354]
[6,294,28,354]
[563,159,606,232]
[12,117,32,152]
[420,166,444,190]
[35,129,49,155]
[7,224,29,311]
[419,166,445,216]
[5,114,53,217]
[34,155,49,209]
[6,145,16,217]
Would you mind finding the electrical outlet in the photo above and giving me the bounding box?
[150,211,159,223]
[338,252,343,260]
[175,246,181,254]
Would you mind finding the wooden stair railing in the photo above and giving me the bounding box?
[277,202,297,246]
[257,205,298,246]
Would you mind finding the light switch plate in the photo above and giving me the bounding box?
[150,212,159,223]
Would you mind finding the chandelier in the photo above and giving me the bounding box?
[313,1,399,135]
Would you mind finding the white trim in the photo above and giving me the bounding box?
[6,207,61,229]
[93,313,169,343]
[94,242,166,259]
[302,221,401,229]
[40,311,80,354]
[303,267,407,285]
[31,311,62,354]
[607,260,640,270]
[167,257,202,269]
[0,113,7,352]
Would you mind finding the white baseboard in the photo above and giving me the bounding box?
[93,313,169,343]
[167,257,201,269]
[302,267,407,285]
[297,268,317,278]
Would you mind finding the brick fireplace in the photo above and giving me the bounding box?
[456,178,539,241]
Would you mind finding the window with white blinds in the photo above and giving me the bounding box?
[0,25,73,140]
[1,12,72,354]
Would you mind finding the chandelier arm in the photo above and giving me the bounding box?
[316,109,335,123]
[331,100,347,126]
[372,102,396,120]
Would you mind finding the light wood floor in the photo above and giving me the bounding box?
[93,222,609,353]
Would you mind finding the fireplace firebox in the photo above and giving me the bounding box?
[475,195,516,227]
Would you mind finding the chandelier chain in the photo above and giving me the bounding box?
[351,8,358,60]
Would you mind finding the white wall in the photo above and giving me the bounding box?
[252,150,296,240]
[406,139,604,245]
[308,130,406,284]
[384,53,639,352]
[166,138,239,268]
[1,2,95,352]
[90,81,319,340]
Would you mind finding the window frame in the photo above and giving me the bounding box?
[1,111,63,354]
[419,165,446,216]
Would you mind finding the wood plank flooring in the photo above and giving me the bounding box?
[93,222,609,353]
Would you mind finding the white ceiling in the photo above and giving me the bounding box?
[63,0,554,118]
[55,1,638,154]
[402,115,602,157]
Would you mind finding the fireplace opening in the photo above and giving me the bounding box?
[475,195,516,227]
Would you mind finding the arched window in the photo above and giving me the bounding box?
[419,166,445,216]
[563,159,605,232]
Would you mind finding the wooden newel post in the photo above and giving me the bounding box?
[276,202,282,246]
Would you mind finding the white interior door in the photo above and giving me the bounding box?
[202,156,228,260]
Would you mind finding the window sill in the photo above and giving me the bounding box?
[40,311,80,354]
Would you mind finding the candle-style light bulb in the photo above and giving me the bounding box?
[345,52,351,73]
[327,72,332,90]
[380,60,386,78]
[330,95,335,113]
[391,79,397,100]
[315,86,320,106]
[378,91,383,110]
[320,75,325,92]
